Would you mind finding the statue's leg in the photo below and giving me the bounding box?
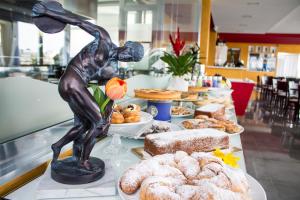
[61,86,103,168]
[71,114,90,161]
[51,95,93,162]
[73,124,90,161]
[54,68,102,164]
[81,101,114,168]
[51,124,86,162]
[81,126,102,169]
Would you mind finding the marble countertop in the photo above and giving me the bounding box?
[7,108,246,200]
[7,135,245,200]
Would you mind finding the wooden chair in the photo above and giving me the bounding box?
[266,76,274,102]
[270,78,283,105]
[260,76,268,100]
[285,83,300,122]
[275,80,289,112]
[295,85,300,122]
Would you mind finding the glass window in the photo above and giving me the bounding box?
[43,32,65,65]
[70,25,94,58]
[0,24,4,66]
[18,22,39,65]
[97,5,120,45]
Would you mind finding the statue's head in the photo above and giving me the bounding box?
[116,41,144,62]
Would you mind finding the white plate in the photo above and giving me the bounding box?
[179,119,244,136]
[118,174,267,200]
[108,112,153,138]
[171,107,194,118]
[135,120,183,139]
[110,111,153,128]
[247,174,268,200]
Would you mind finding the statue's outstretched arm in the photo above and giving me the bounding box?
[32,2,111,42]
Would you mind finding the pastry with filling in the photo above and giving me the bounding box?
[119,151,251,200]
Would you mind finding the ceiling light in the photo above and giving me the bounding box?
[247,2,260,6]
[239,24,248,27]
[242,14,252,18]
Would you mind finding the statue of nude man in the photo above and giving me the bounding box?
[32,1,143,170]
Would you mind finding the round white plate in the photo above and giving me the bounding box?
[247,174,268,200]
[108,112,153,138]
[110,111,153,128]
[171,107,194,118]
[179,119,244,136]
[118,174,267,200]
[136,120,183,139]
[230,124,245,136]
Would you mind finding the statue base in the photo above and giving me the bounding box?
[51,157,105,184]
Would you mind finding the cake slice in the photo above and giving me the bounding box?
[144,129,229,156]
[194,103,225,118]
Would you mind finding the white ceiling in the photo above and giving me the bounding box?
[212,0,300,34]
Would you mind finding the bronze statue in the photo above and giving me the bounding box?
[32,0,143,184]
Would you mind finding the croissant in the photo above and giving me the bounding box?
[120,151,252,200]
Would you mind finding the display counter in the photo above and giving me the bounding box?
[7,109,246,200]
[2,75,247,199]
[206,66,275,82]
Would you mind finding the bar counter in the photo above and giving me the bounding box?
[206,66,275,82]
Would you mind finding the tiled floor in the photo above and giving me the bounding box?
[239,94,300,200]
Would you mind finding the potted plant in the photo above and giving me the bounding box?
[160,28,196,91]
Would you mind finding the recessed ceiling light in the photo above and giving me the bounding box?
[247,2,260,6]
[242,14,252,18]
[239,24,248,27]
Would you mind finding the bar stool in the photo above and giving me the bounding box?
[288,81,299,99]
[256,76,261,91]
[295,85,300,122]
[285,82,300,122]
[270,78,278,105]
[275,80,289,112]
[266,76,274,102]
[260,76,268,100]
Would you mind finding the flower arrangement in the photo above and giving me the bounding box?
[160,27,196,77]
[213,148,240,168]
[90,77,127,114]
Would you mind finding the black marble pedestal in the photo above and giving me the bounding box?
[51,157,105,185]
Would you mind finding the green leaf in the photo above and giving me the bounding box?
[90,84,98,93]
[93,86,106,109]
[93,87,101,107]
[160,51,196,76]
[98,88,106,107]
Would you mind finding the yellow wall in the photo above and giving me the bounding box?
[199,0,211,66]
[206,68,245,79]
[277,44,300,54]
[208,30,217,66]
[226,42,249,67]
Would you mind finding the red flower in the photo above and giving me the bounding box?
[169,27,185,57]
[105,77,127,100]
